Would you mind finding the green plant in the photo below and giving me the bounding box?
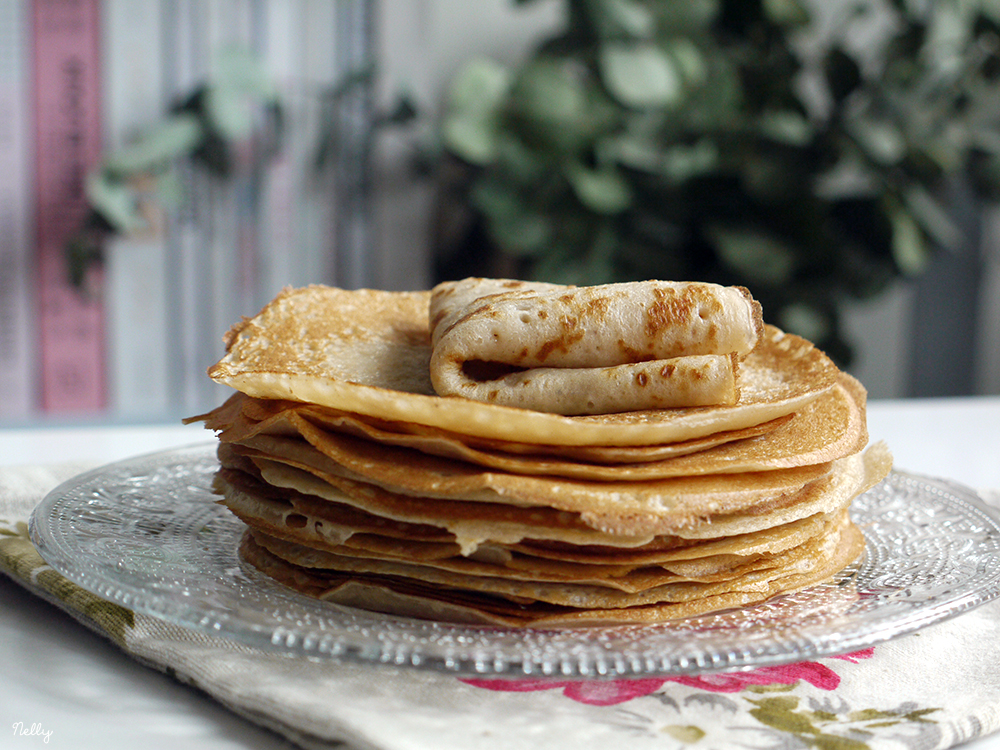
[68,48,282,287]
[70,49,416,291]
[437,0,1000,363]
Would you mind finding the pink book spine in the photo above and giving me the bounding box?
[31,0,106,412]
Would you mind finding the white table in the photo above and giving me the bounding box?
[2,397,999,749]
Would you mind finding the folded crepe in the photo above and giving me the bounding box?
[429,278,764,414]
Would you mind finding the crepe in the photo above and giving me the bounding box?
[429,278,762,414]
[207,285,840,446]
[214,460,847,567]
[203,390,799,465]
[215,438,889,549]
[193,279,891,628]
[199,369,866,480]
[239,520,865,627]
[248,518,854,605]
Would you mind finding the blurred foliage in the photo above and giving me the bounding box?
[71,49,416,292]
[68,48,282,289]
[435,0,1000,363]
[312,63,419,174]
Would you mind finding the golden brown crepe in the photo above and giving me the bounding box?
[200,369,866,481]
[206,285,840,446]
[193,279,890,628]
[428,278,763,414]
[239,520,865,627]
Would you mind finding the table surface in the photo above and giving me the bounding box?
[2,396,999,749]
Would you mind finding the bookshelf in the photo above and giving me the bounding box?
[0,0,374,423]
[9,0,987,424]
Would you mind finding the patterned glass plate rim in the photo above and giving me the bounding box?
[29,443,1000,680]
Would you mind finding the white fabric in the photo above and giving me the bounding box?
[3,463,1000,750]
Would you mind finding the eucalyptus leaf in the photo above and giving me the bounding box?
[213,46,278,102]
[851,118,908,165]
[446,58,511,118]
[587,0,656,39]
[661,140,719,183]
[924,2,973,75]
[488,210,552,256]
[442,60,510,164]
[687,56,743,125]
[510,57,619,153]
[709,226,797,284]
[84,172,143,234]
[605,132,663,172]
[471,180,551,256]
[564,161,633,213]
[494,133,548,184]
[205,87,254,141]
[889,205,931,275]
[778,302,830,343]
[649,0,720,34]
[104,114,203,175]
[903,185,963,250]
[665,38,708,87]
[443,116,502,165]
[599,41,683,108]
[759,111,813,146]
[762,0,810,26]
[205,48,280,140]
[512,58,586,123]
[512,59,587,137]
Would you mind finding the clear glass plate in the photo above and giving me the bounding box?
[29,444,1000,679]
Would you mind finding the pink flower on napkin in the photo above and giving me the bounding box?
[461,677,671,706]
[461,648,875,706]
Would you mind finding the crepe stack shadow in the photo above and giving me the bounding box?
[190,283,892,627]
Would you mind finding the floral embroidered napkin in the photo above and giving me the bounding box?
[2,462,1000,750]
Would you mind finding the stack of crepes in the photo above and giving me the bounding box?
[191,277,892,627]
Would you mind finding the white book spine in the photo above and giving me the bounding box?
[102,0,172,419]
[256,0,301,302]
[299,0,338,285]
[0,0,35,420]
[163,0,217,415]
[206,0,252,404]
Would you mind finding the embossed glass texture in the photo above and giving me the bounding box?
[29,445,1000,679]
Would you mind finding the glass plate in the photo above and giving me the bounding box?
[29,444,1000,679]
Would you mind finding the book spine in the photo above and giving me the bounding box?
[298,0,337,285]
[30,0,106,413]
[206,0,255,348]
[0,0,36,420]
[256,0,300,301]
[101,0,171,419]
[333,0,374,290]
[162,0,217,415]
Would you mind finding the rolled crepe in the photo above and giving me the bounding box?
[429,278,764,415]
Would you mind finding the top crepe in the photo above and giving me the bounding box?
[428,278,764,414]
[207,284,840,447]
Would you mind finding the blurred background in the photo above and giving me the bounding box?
[2,0,999,427]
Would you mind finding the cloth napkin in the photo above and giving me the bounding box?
[2,462,1000,750]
